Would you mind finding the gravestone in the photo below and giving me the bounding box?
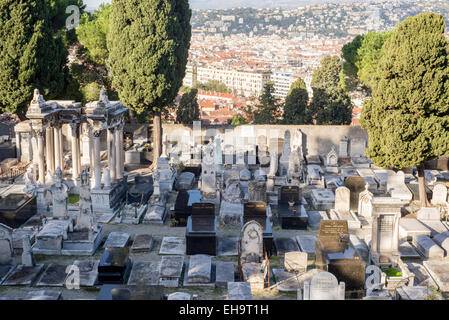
[315,220,366,290]
[350,138,366,158]
[103,232,130,249]
[175,172,195,191]
[339,137,349,158]
[167,292,191,300]
[186,203,217,256]
[278,186,307,230]
[274,237,300,256]
[201,142,217,197]
[98,247,132,284]
[279,130,291,176]
[284,252,308,273]
[130,234,153,253]
[36,264,69,287]
[370,198,403,266]
[334,186,350,213]
[387,171,412,202]
[358,185,373,217]
[413,235,444,260]
[416,207,440,221]
[22,235,35,267]
[304,271,345,300]
[243,202,274,256]
[248,181,267,203]
[432,184,448,205]
[74,260,100,287]
[345,177,366,211]
[49,168,69,220]
[311,189,335,211]
[0,194,37,229]
[296,235,317,258]
[240,220,264,264]
[423,260,449,292]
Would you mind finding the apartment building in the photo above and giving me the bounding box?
[271,72,297,100]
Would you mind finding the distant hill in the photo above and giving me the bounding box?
[83,0,390,11]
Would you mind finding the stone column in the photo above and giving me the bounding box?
[54,125,63,171]
[36,128,45,185]
[70,123,80,180]
[45,127,55,174]
[93,129,102,189]
[81,123,91,167]
[58,126,64,170]
[115,125,123,180]
[107,128,116,183]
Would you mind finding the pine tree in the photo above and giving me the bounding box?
[176,88,200,124]
[108,0,191,167]
[361,13,449,207]
[253,82,280,124]
[282,77,309,124]
[0,0,70,116]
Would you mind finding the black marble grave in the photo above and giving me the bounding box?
[172,190,202,226]
[315,220,366,290]
[127,175,153,205]
[243,202,274,257]
[0,193,36,229]
[278,186,308,230]
[98,248,132,285]
[186,203,217,256]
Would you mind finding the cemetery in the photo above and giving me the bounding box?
[0,90,449,300]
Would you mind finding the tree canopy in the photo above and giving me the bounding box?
[194,80,230,93]
[176,88,200,124]
[361,13,449,205]
[282,77,309,124]
[0,0,72,116]
[253,81,280,124]
[309,56,353,125]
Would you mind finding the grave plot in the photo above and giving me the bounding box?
[159,237,186,255]
[127,261,161,286]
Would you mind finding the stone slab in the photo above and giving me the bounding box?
[433,231,449,256]
[284,251,308,273]
[413,234,444,259]
[159,237,186,255]
[399,218,431,241]
[74,260,100,287]
[167,292,192,300]
[217,237,239,256]
[423,260,449,292]
[398,241,420,259]
[131,234,153,253]
[274,237,300,256]
[0,265,14,284]
[295,235,317,258]
[187,255,212,284]
[36,264,69,287]
[276,268,323,292]
[307,211,323,229]
[396,286,440,300]
[103,232,131,249]
[407,262,438,288]
[2,264,44,286]
[25,290,62,300]
[215,261,235,289]
[227,282,253,300]
[128,261,161,286]
[159,255,184,288]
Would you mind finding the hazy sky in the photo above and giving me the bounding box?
[83,0,378,11]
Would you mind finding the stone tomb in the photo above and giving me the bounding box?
[0,193,36,229]
[175,172,196,191]
[158,255,184,288]
[159,237,186,255]
[311,189,335,211]
[243,202,274,257]
[127,261,160,286]
[74,259,100,287]
[172,190,202,226]
[303,271,345,300]
[1,264,45,286]
[103,232,130,249]
[0,223,14,266]
[315,220,366,290]
[36,264,69,287]
[278,186,308,230]
[186,203,217,256]
[130,234,153,253]
[184,254,214,287]
[370,197,403,266]
[413,235,444,260]
[143,193,168,225]
[97,247,132,284]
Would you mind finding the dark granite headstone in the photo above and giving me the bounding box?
[0,194,36,229]
[186,203,217,255]
[278,186,307,230]
[315,220,365,290]
[98,248,132,285]
[127,175,153,204]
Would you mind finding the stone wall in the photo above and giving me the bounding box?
[161,124,369,157]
